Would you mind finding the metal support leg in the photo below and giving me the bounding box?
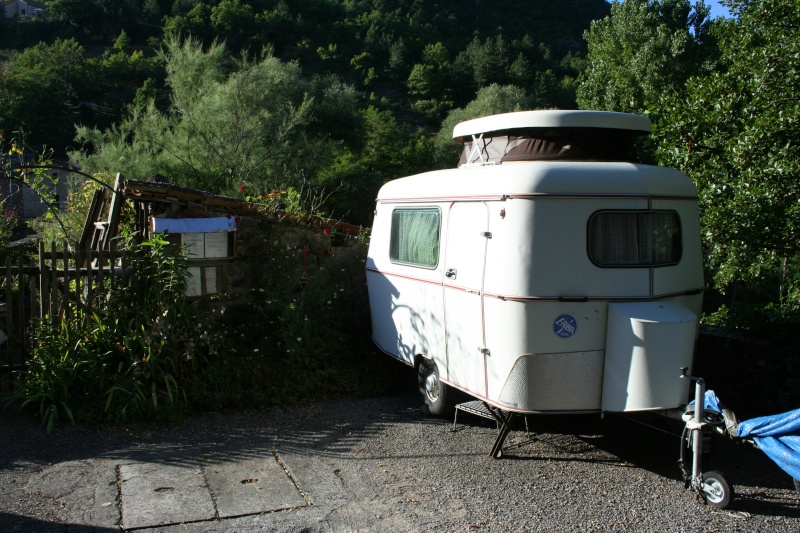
[485,403,515,459]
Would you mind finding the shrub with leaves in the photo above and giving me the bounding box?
[190,226,396,411]
[1,198,20,262]
[7,235,223,430]
[29,173,126,244]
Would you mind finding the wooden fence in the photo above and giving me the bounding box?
[1,242,134,383]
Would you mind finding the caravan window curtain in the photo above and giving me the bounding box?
[390,208,441,268]
[588,211,681,267]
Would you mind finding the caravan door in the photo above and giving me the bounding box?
[443,202,489,397]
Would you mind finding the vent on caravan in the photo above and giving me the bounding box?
[452,110,651,167]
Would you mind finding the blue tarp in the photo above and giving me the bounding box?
[737,409,800,481]
[697,390,800,481]
[691,389,724,412]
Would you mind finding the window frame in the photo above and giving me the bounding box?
[587,209,683,268]
[389,207,442,269]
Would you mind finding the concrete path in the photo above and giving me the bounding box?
[118,454,307,529]
[21,452,311,531]
[3,395,800,532]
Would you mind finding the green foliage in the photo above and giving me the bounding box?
[6,236,222,429]
[0,130,69,237]
[654,0,800,323]
[407,42,455,119]
[0,193,20,262]
[577,0,715,113]
[0,35,159,156]
[189,231,393,411]
[72,35,356,197]
[6,0,609,152]
[86,33,160,127]
[0,39,86,155]
[316,106,434,225]
[50,0,143,41]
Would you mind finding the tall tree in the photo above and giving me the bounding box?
[577,0,714,113]
[73,35,357,197]
[317,106,433,225]
[0,39,88,154]
[655,0,800,308]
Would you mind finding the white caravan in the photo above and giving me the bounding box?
[365,110,703,419]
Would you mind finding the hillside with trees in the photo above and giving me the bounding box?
[1,0,609,225]
[3,1,799,353]
[3,1,799,424]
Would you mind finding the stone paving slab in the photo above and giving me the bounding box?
[203,455,307,518]
[119,461,215,530]
[118,455,307,530]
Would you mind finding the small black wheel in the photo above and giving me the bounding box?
[417,358,450,416]
[702,470,733,509]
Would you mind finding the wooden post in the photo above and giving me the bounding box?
[38,241,48,318]
[86,243,94,310]
[4,256,11,365]
[49,241,57,322]
[105,173,124,251]
[16,255,24,364]
[97,246,105,305]
[62,242,70,316]
[75,245,83,311]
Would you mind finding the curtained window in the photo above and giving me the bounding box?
[588,211,681,267]
[390,208,440,268]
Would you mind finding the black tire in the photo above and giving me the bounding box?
[702,470,733,509]
[417,358,450,416]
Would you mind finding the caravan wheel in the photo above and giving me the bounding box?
[417,358,449,416]
[701,470,733,509]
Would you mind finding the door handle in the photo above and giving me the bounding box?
[445,268,457,279]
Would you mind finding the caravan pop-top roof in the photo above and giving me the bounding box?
[376,110,695,202]
[376,161,698,203]
[452,110,651,141]
[453,110,652,166]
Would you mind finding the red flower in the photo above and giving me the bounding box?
[239,185,247,191]
[323,228,331,234]
[272,190,280,195]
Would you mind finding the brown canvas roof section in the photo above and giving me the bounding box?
[122,179,363,236]
[457,128,644,167]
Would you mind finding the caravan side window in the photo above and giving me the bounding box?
[588,210,681,267]
[390,208,441,268]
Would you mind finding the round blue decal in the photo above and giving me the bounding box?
[553,314,577,338]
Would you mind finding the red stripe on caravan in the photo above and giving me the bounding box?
[377,193,697,202]
[377,194,506,202]
[365,267,442,286]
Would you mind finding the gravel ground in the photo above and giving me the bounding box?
[1,374,799,532]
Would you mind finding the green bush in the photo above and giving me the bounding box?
[1,195,21,263]
[7,224,399,430]
[187,232,397,412]
[7,235,222,430]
